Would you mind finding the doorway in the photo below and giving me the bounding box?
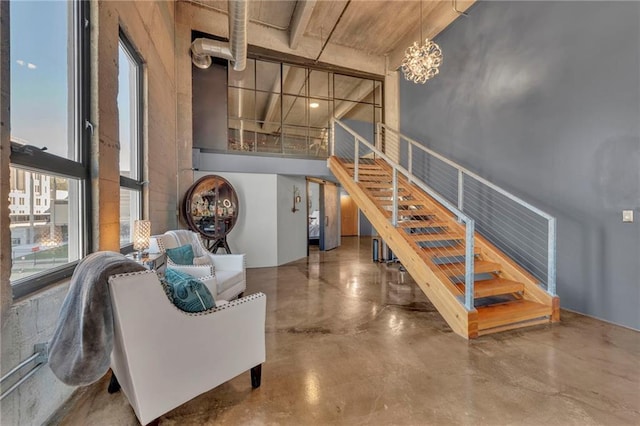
[306,178,341,252]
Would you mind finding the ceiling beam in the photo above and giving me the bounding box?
[333,80,376,120]
[182,1,386,76]
[289,0,317,50]
[387,0,475,71]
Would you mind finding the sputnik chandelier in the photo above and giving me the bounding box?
[401,0,443,84]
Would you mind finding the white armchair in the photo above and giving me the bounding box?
[108,270,266,425]
[150,230,246,301]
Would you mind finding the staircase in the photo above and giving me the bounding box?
[329,121,559,339]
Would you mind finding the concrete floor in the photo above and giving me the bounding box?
[54,237,640,425]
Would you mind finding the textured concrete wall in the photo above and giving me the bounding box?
[400,1,640,329]
[95,0,179,242]
[0,1,178,424]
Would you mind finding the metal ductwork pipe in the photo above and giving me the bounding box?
[190,0,248,71]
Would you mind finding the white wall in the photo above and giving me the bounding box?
[277,175,308,265]
[194,172,309,267]
[196,171,278,268]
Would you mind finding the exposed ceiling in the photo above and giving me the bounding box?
[187,0,474,152]
[187,0,474,62]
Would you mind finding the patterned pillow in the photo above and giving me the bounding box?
[165,244,194,265]
[162,268,215,312]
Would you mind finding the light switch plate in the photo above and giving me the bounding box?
[622,210,634,223]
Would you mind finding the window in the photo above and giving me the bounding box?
[223,58,383,158]
[9,0,90,298]
[118,33,144,248]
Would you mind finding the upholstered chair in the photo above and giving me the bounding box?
[108,269,265,425]
[150,230,246,301]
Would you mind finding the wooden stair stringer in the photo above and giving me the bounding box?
[376,166,556,317]
[329,157,476,338]
[399,176,556,326]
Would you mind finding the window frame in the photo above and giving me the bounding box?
[224,56,384,158]
[9,0,92,299]
[117,30,145,252]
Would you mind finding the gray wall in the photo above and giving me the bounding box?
[192,62,228,151]
[400,1,640,329]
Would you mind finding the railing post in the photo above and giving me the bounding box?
[392,167,398,226]
[465,219,475,311]
[354,137,359,183]
[376,122,382,152]
[408,141,413,183]
[330,120,335,157]
[548,218,556,296]
[458,170,464,212]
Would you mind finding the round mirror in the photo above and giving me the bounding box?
[183,175,239,247]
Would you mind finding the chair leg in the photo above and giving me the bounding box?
[251,364,262,389]
[237,292,244,299]
[107,372,121,394]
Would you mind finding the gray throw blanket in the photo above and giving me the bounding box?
[49,251,145,386]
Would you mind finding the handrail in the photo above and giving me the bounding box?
[380,124,555,221]
[334,120,474,224]
[378,123,556,296]
[332,119,476,310]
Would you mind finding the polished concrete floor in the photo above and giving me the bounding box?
[55,237,640,425]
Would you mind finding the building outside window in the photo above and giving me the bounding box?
[9,0,90,298]
[118,33,144,248]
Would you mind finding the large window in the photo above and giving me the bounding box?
[192,54,382,158]
[226,59,383,157]
[9,0,90,297]
[118,33,144,247]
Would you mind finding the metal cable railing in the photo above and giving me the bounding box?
[378,124,556,295]
[332,119,477,310]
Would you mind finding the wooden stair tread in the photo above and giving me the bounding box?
[477,300,551,331]
[409,232,463,242]
[362,183,398,189]
[357,177,391,182]
[377,199,427,206]
[381,208,436,218]
[345,165,384,170]
[367,188,409,195]
[421,245,480,258]
[457,278,525,299]
[438,260,502,276]
[399,220,449,228]
[352,170,390,176]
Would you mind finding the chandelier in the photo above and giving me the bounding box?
[401,1,443,84]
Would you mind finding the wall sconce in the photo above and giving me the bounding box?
[133,220,151,259]
[292,186,302,213]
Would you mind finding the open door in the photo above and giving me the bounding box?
[319,182,340,251]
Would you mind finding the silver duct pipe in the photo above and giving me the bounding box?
[228,0,248,71]
[190,0,248,71]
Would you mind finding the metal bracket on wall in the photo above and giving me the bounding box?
[0,342,49,401]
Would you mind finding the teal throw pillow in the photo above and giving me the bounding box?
[165,244,194,265]
[162,268,215,312]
